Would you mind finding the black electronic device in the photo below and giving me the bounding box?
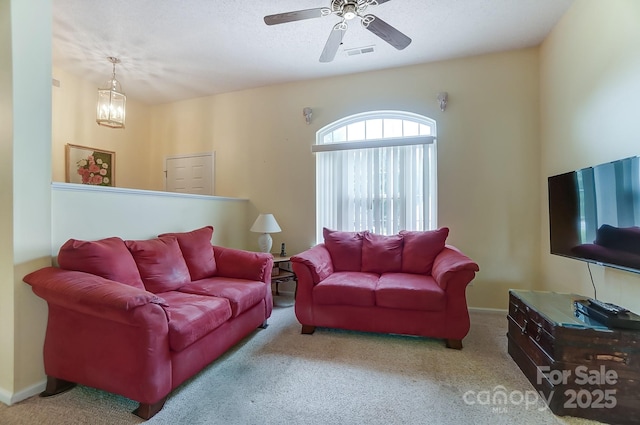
[574,299,640,330]
[548,156,640,275]
[587,298,628,315]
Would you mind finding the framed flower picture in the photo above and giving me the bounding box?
[65,144,115,187]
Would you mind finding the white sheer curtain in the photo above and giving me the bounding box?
[315,112,437,243]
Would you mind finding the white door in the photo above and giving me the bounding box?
[165,153,214,195]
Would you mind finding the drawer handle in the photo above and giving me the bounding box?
[521,319,528,334]
[535,325,542,341]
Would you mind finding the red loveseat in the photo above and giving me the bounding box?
[23,226,273,419]
[291,228,479,349]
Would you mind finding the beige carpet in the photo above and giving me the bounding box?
[0,294,605,425]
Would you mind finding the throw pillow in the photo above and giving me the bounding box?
[361,232,403,274]
[400,227,449,274]
[57,237,145,289]
[323,228,364,271]
[159,226,217,280]
[125,236,191,293]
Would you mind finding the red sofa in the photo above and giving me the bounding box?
[23,226,273,419]
[291,228,479,349]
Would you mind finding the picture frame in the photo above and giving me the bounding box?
[65,144,116,187]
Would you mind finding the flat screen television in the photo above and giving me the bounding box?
[548,156,640,274]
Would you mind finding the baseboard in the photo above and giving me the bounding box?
[0,379,46,406]
[0,386,11,406]
[469,306,508,314]
[271,298,507,314]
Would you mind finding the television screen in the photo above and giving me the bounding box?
[548,156,640,274]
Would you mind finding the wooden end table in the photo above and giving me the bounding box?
[271,255,296,295]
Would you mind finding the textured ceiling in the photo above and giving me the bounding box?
[52,0,574,105]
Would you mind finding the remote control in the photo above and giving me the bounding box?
[574,300,640,330]
[587,298,629,315]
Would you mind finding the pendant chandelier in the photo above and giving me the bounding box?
[96,57,126,129]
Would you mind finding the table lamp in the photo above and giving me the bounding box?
[250,213,281,253]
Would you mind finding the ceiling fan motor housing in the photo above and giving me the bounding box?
[332,0,370,20]
[342,4,357,20]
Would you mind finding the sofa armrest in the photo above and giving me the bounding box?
[24,267,167,318]
[431,245,479,291]
[291,244,334,284]
[24,267,173,406]
[291,244,333,327]
[213,246,273,284]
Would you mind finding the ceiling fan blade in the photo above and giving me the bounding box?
[319,26,346,63]
[374,0,393,4]
[264,8,327,26]
[364,15,411,50]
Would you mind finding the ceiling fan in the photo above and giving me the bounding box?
[264,0,412,63]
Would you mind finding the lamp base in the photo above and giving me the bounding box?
[257,233,273,253]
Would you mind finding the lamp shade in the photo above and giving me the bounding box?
[250,214,281,234]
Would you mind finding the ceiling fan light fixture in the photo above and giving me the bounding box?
[96,57,126,129]
[343,4,357,20]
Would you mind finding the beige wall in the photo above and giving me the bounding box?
[540,0,640,311]
[52,67,153,190]
[0,0,15,402]
[1,0,53,404]
[151,48,542,309]
[49,34,543,312]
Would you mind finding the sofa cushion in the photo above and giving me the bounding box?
[361,233,403,274]
[57,237,145,289]
[157,291,232,352]
[125,236,191,293]
[313,271,379,306]
[375,273,446,311]
[180,277,266,317]
[323,228,364,272]
[159,226,217,281]
[399,227,449,275]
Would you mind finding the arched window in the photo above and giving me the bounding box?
[314,110,437,242]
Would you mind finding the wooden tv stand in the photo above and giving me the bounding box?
[507,290,640,425]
